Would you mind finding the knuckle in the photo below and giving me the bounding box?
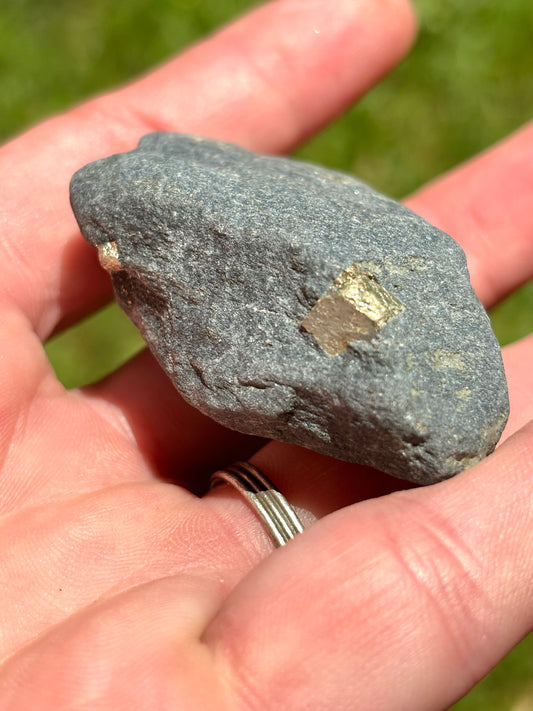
[381,492,494,675]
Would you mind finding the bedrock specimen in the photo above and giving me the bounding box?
[70,133,509,485]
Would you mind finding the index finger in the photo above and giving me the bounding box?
[0,0,416,339]
[406,121,533,308]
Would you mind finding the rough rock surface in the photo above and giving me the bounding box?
[70,133,509,484]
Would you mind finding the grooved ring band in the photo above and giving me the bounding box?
[210,461,305,547]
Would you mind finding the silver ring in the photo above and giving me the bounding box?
[210,461,305,547]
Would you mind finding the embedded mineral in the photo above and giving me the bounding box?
[70,133,509,484]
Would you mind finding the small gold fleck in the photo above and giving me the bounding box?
[433,349,465,371]
[406,354,417,371]
[97,241,121,273]
[456,387,471,400]
[302,262,405,355]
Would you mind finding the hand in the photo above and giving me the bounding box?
[1,1,532,708]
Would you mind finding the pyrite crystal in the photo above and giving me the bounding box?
[70,133,509,485]
[301,262,405,354]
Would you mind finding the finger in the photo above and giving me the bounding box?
[0,480,271,661]
[405,121,533,308]
[204,422,533,711]
[0,574,224,709]
[501,333,533,441]
[0,307,162,514]
[0,0,417,340]
[251,442,412,518]
[204,440,413,564]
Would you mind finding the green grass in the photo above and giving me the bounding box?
[2,0,533,707]
[452,635,533,711]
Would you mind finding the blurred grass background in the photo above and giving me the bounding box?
[0,0,532,707]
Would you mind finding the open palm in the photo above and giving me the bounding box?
[1,1,533,709]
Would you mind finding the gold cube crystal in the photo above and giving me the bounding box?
[302,263,405,355]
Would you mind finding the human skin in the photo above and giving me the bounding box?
[1,0,533,709]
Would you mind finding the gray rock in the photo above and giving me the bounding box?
[70,133,509,485]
